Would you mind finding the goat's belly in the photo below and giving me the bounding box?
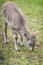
[10,23,21,30]
[5,18,21,30]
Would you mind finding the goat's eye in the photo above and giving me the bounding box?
[29,44,31,46]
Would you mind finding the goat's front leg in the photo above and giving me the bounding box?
[12,31,20,51]
[20,34,24,47]
[4,21,8,44]
[19,31,24,47]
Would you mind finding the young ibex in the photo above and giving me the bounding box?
[2,2,38,51]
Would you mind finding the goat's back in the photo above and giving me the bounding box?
[2,2,26,29]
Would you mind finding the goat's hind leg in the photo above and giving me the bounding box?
[4,21,8,44]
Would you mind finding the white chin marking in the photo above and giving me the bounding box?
[29,47,32,50]
[29,40,32,44]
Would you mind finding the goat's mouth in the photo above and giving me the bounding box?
[29,43,34,51]
[29,47,34,51]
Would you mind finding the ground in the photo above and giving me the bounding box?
[0,0,43,65]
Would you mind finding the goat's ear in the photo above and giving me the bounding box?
[32,31,39,37]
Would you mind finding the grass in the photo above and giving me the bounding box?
[0,0,43,65]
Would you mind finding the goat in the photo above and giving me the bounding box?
[2,2,38,51]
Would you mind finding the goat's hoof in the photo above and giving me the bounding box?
[4,39,8,44]
[4,41,8,44]
[15,48,20,52]
[21,44,24,47]
[20,43,24,47]
[16,49,21,52]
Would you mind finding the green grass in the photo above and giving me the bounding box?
[0,0,43,65]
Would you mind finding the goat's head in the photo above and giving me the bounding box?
[27,31,39,51]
